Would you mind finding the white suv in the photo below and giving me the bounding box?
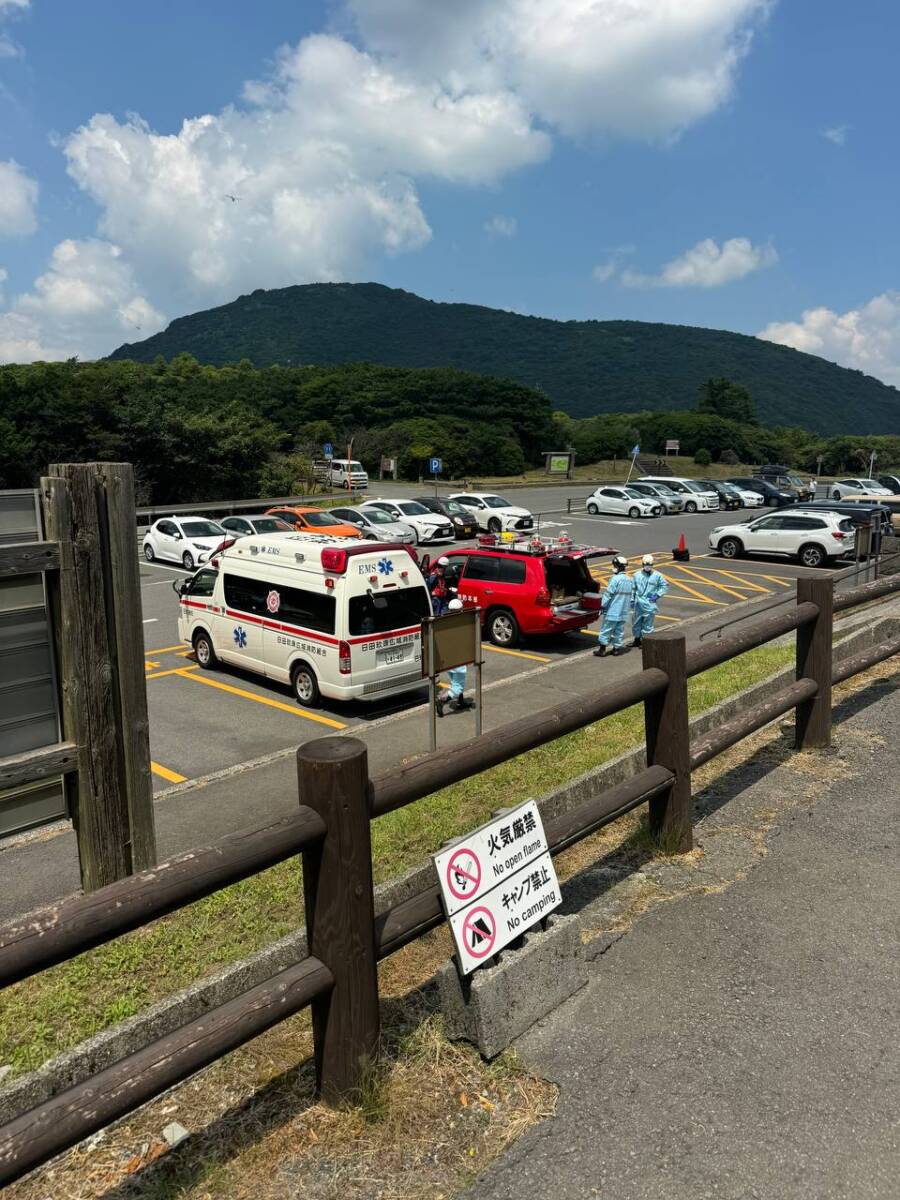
[586,486,662,519]
[709,510,856,568]
[361,499,453,544]
[639,476,719,513]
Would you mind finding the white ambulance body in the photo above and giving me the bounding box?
[176,534,430,707]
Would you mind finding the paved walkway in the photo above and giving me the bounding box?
[469,670,900,1200]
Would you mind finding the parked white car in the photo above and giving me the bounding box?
[361,499,453,544]
[220,514,295,538]
[329,505,416,544]
[585,486,662,519]
[449,492,535,534]
[724,483,764,507]
[709,510,856,568]
[830,478,892,500]
[639,476,719,513]
[142,516,227,570]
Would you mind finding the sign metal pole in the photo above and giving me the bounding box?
[427,618,437,752]
[474,608,483,737]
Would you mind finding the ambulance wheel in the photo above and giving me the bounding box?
[487,517,502,534]
[488,608,519,647]
[291,662,322,708]
[193,630,217,669]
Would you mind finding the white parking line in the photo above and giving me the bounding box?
[142,618,158,624]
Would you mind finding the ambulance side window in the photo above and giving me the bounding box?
[278,586,336,635]
[223,574,267,616]
[187,569,218,598]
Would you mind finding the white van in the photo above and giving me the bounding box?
[176,534,430,706]
[312,459,369,491]
[639,476,720,513]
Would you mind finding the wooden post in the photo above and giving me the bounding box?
[299,736,379,1103]
[96,463,157,870]
[795,576,833,750]
[642,631,692,852]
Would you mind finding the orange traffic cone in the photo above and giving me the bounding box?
[673,532,690,562]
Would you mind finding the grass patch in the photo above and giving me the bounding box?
[0,644,792,1079]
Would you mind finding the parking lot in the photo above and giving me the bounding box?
[139,485,850,788]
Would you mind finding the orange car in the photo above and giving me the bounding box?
[264,505,361,539]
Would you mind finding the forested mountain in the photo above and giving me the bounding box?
[109,282,899,434]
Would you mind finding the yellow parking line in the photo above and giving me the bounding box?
[144,644,186,655]
[146,663,200,680]
[483,645,552,663]
[658,571,718,605]
[175,669,347,728]
[673,564,750,601]
[151,761,188,784]
[144,659,161,670]
[679,563,770,593]
[655,614,681,622]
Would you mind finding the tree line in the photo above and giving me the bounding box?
[1,359,896,503]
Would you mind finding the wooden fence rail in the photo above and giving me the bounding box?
[2,571,900,1187]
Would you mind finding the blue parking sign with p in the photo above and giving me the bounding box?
[429,457,442,475]
[324,442,333,458]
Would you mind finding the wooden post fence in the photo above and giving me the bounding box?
[795,576,834,750]
[41,462,156,890]
[642,630,693,852]
[299,737,380,1101]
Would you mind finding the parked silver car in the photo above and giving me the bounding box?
[625,481,683,514]
[330,505,416,543]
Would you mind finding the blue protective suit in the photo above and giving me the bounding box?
[600,571,634,648]
[631,568,669,639]
[448,664,467,699]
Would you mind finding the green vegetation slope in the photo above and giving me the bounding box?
[108,282,899,434]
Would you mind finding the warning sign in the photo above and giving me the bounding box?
[445,847,481,903]
[434,802,561,974]
[433,799,548,917]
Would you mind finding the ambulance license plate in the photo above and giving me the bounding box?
[380,649,405,665]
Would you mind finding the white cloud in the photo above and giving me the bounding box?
[0,1,31,11]
[592,243,637,282]
[621,236,777,288]
[348,0,770,139]
[759,292,900,386]
[0,160,38,235]
[1,238,165,362]
[0,266,6,304]
[822,123,849,146]
[485,214,517,237]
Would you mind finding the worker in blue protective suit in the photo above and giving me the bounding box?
[593,555,634,657]
[631,553,669,647]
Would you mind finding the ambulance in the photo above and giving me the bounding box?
[175,534,431,707]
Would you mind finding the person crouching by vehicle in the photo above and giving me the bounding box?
[427,556,451,615]
[631,554,669,647]
[436,599,476,715]
[593,556,633,657]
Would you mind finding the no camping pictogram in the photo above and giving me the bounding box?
[446,847,481,902]
[462,906,496,959]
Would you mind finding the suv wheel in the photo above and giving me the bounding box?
[487,517,502,534]
[182,551,195,571]
[193,630,217,669]
[628,506,641,519]
[488,609,520,647]
[719,537,743,559]
[587,502,599,515]
[684,501,697,514]
[291,662,322,707]
[799,543,826,569]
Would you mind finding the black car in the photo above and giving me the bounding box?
[782,500,893,536]
[725,477,794,507]
[697,480,741,511]
[415,496,478,539]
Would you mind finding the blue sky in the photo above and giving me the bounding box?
[2,0,899,383]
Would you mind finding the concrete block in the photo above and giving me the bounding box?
[438,911,588,1059]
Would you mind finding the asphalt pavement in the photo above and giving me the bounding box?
[469,669,900,1200]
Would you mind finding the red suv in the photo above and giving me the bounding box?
[442,541,616,646]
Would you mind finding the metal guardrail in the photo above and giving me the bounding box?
[2,571,900,1186]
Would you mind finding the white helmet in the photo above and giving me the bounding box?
[448,598,464,611]
[642,554,654,567]
[612,555,628,572]
[437,556,449,566]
